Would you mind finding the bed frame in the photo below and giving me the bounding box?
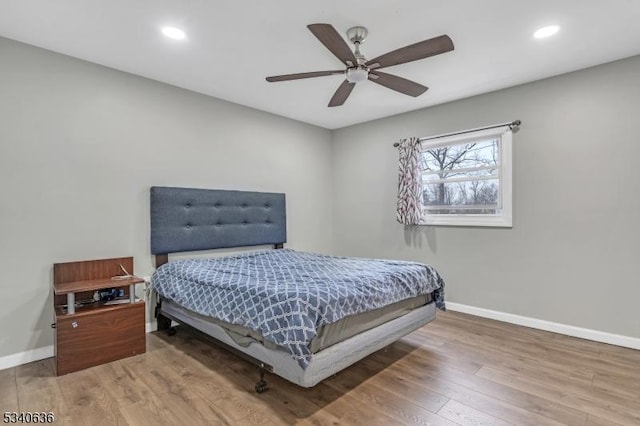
[150,186,436,392]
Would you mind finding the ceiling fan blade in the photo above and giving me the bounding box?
[366,35,454,69]
[328,80,356,107]
[368,71,428,97]
[266,70,344,82]
[308,24,358,66]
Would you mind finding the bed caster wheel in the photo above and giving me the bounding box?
[167,327,177,336]
[255,380,267,393]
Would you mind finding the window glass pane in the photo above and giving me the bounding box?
[422,178,500,213]
[421,139,500,178]
[421,138,501,216]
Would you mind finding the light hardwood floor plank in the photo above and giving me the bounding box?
[585,414,627,426]
[324,375,457,426]
[475,365,640,425]
[325,355,450,413]
[92,358,157,407]
[591,371,640,401]
[371,341,588,424]
[414,324,596,384]
[0,367,19,412]
[15,358,70,417]
[432,313,640,379]
[365,359,566,426]
[57,368,130,426]
[437,399,512,426]
[423,318,598,380]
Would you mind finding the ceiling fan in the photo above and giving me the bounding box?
[266,24,454,107]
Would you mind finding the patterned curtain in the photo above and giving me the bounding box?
[396,137,424,225]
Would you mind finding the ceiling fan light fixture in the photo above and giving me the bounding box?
[346,67,369,83]
[162,26,187,40]
[533,25,560,39]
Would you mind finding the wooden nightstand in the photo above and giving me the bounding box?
[52,257,146,375]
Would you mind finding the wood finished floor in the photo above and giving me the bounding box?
[1,311,639,425]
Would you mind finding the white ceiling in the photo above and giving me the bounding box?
[1,1,640,129]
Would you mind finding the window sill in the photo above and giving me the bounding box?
[422,215,512,228]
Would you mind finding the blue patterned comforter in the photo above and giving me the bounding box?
[151,249,445,368]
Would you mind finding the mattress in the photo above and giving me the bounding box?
[152,249,445,368]
[162,293,431,353]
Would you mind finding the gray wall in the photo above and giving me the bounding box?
[331,56,640,339]
[0,38,333,358]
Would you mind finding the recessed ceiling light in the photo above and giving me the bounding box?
[162,26,186,40]
[533,25,560,39]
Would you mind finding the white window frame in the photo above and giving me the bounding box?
[420,126,513,227]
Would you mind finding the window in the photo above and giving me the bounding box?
[420,126,513,227]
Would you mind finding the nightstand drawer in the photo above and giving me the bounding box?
[55,301,145,375]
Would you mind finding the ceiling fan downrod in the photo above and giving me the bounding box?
[345,26,369,82]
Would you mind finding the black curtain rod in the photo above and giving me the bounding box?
[392,120,521,147]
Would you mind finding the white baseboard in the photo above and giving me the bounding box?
[0,345,54,371]
[446,302,640,350]
[6,305,636,371]
[1,322,160,371]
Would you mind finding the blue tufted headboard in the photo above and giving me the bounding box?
[150,186,286,255]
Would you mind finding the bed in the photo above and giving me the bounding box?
[150,186,444,392]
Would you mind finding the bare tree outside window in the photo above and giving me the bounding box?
[421,138,500,215]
